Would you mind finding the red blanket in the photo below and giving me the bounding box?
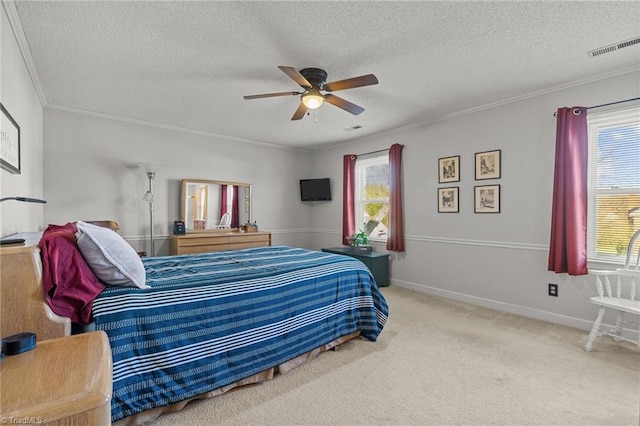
[39,222,105,323]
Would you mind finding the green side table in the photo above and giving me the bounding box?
[321,247,390,287]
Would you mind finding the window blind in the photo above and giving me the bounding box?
[587,105,640,263]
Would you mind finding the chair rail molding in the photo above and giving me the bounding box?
[309,229,547,252]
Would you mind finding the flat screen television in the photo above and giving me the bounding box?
[300,178,331,201]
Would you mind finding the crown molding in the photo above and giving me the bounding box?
[2,0,48,106]
[45,104,311,152]
[320,65,640,152]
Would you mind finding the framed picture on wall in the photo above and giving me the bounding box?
[474,185,500,213]
[475,149,501,180]
[0,103,21,174]
[438,187,459,213]
[438,155,460,183]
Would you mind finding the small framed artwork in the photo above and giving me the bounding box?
[245,199,250,212]
[0,103,21,174]
[245,186,251,199]
[475,149,501,180]
[438,155,460,183]
[474,185,500,213]
[438,187,459,213]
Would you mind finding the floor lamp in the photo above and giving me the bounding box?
[141,164,161,256]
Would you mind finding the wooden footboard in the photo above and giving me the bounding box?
[0,235,71,340]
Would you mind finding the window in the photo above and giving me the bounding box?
[587,105,640,263]
[355,154,389,241]
[225,184,234,211]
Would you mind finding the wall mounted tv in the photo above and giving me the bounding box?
[300,178,332,201]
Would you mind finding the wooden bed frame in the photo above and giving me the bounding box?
[0,233,361,425]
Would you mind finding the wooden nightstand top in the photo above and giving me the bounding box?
[1,331,112,424]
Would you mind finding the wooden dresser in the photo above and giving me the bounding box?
[0,233,70,341]
[0,331,112,425]
[170,231,271,255]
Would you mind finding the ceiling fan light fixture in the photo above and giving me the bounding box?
[244,66,376,120]
[301,89,324,109]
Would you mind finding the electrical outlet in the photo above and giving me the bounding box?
[548,283,558,297]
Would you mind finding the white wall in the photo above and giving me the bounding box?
[43,108,314,255]
[0,4,44,237]
[310,71,640,333]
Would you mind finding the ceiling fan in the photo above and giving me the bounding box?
[243,66,378,120]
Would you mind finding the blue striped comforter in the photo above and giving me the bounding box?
[92,245,389,421]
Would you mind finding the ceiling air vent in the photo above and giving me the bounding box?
[588,36,640,57]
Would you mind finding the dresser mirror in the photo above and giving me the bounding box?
[180,179,252,232]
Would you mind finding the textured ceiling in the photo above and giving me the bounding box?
[9,1,640,150]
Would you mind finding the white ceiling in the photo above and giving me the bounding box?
[8,1,640,150]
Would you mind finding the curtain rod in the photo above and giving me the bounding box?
[587,96,640,110]
[357,148,389,157]
[554,97,640,116]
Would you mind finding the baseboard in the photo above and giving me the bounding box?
[391,279,605,334]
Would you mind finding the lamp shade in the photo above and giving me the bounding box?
[301,88,324,109]
[0,196,46,203]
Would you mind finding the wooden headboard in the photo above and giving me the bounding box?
[0,233,70,340]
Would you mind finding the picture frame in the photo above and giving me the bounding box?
[474,184,500,213]
[438,155,460,183]
[245,186,250,199]
[438,187,459,213]
[245,199,250,212]
[475,149,501,180]
[0,103,21,174]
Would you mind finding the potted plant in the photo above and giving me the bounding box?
[349,229,373,253]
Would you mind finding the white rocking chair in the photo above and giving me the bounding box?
[583,229,640,351]
[211,212,231,229]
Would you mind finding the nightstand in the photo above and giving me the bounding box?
[322,247,390,287]
[0,331,112,425]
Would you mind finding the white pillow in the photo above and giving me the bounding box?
[75,221,149,289]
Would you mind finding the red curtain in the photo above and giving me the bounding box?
[342,154,357,245]
[231,185,239,228]
[220,184,228,216]
[220,185,239,227]
[548,107,588,275]
[386,143,405,252]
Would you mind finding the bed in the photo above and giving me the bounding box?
[35,222,389,424]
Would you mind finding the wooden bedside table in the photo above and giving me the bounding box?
[1,331,112,425]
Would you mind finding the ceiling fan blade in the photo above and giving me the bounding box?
[278,66,312,88]
[291,102,308,120]
[243,91,301,100]
[324,74,378,92]
[324,94,365,115]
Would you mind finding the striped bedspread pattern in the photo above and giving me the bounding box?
[91,245,389,421]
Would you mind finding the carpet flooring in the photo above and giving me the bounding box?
[153,286,640,425]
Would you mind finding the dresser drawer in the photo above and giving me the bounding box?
[230,234,271,244]
[175,243,231,254]
[171,232,271,255]
[174,236,230,248]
